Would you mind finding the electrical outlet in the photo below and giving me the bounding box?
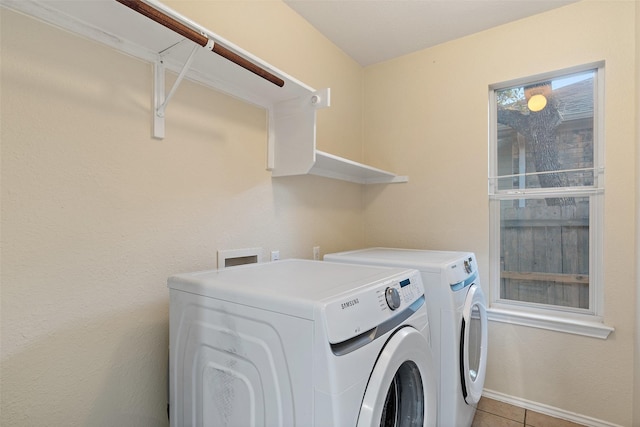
[271,250,280,262]
[313,246,320,260]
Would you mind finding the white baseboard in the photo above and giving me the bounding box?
[482,389,623,427]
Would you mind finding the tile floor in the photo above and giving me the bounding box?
[472,397,588,427]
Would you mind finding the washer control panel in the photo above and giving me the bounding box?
[323,269,425,345]
[382,276,419,310]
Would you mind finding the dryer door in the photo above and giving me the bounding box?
[357,327,437,427]
[460,284,488,405]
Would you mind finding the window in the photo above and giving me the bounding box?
[488,63,612,338]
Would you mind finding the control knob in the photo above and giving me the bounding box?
[385,287,401,310]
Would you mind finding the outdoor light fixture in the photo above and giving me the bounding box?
[527,94,547,112]
[524,83,551,112]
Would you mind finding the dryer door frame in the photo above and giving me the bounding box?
[459,283,488,405]
[357,326,437,427]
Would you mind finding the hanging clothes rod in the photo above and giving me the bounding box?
[115,0,285,87]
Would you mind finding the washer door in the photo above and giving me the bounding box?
[357,327,437,427]
[460,284,488,405]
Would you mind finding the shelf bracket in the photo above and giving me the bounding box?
[153,44,200,139]
[310,88,331,109]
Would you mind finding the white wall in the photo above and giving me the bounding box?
[362,1,637,425]
[0,2,365,425]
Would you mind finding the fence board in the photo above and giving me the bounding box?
[500,202,589,309]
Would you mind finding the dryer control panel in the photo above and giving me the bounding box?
[322,269,425,348]
[447,253,479,291]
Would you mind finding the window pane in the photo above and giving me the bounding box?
[499,197,589,309]
[496,71,595,191]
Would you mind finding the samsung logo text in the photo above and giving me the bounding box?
[341,298,360,309]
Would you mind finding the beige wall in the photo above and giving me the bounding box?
[0,2,365,425]
[2,0,639,426]
[363,1,637,425]
[164,0,365,163]
[634,0,640,424]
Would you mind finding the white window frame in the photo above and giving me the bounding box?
[488,62,613,339]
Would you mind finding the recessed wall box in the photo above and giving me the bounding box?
[217,247,262,269]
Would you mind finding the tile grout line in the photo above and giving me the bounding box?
[476,407,526,426]
[478,398,592,427]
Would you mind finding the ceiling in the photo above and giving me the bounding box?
[284,0,576,66]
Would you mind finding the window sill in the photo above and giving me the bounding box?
[487,307,614,339]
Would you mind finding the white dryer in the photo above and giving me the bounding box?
[324,248,488,427]
[168,259,438,426]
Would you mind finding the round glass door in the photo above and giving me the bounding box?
[357,327,437,427]
[380,361,423,427]
[460,284,488,405]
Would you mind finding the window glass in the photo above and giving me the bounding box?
[494,70,595,192]
[499,197,590,309]
[490,64,602,315]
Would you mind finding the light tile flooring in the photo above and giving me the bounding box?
[472,397,588,427]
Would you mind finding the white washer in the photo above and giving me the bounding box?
[168,259,438,426]
[324,248,488,427]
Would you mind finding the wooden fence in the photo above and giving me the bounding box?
[500,201,589,309]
